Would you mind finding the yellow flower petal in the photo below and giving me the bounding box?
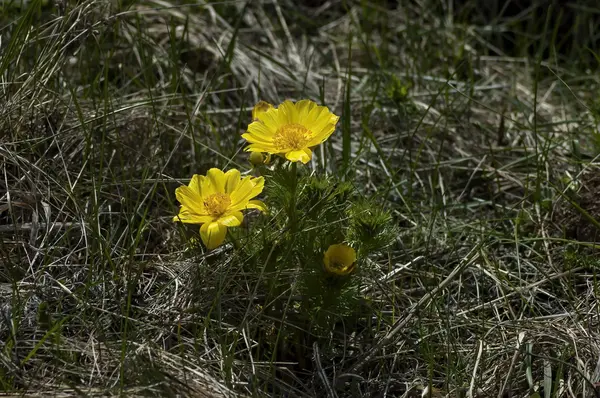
[295,99,316,120]
[173,209,213,224]
[246,200,267,213]
[285,149,312,163]
[229,177,259,209]
[175,185,205,215]
[224,169,241,193]
[246,143,278,153]
[243,122,277,144]
[278,100,299,124]
[206,168,226,193]
[304,108,338,147]
[200,222,227,250]
[218,211,243,226]
[199,174,215,197]
[249,176,264,196]
[306,125,336,147]
[188,174,204,196]
[229,176,252,202]
[258,108,283,132]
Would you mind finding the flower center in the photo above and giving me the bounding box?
[331,258,347,270]
[273,123,311,151]
[326,256,355,275]
[203,193,231,217]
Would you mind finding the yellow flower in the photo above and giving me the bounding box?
[323,243,357,276]
[173,168,267,250]
[242,99,339,164]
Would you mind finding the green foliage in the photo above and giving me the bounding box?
[562,247,600,270]
[233,157,396,351]
[347,200,398,255]
[385,74,411,105]
[6,0,600,395]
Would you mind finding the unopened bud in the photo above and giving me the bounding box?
[249,152,268,166]
[252,101,274,121]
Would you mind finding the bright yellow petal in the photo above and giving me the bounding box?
[285,148,312,163]
[244,141,278,153]
[218,211,243,226]
[242,121,277,140]
[229,177,255,208]
[200,222,227,250]
[303,106,338,143]
[245,121,276,142]
[309,111,338,132]
[229,176,265,211]
[173,208,213,224]
[260,107,285,132]
[246,143,278,153]
[306,124,336,147]
[249,176,264,197]
[199,174,215,196]
[246,200,267,213]
[277,100,299,124]
[296,99,317,120]
[224,169,241,194]
[188,175,204,196]
[243,125,278,152]
[206,168,226,194]
[175,185,205,215]
[305,102,335,121]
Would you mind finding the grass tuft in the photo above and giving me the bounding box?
[2,0,600,396]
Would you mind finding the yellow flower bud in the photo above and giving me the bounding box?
[252,101,274,121]
[323,243,357,276]
[249,152,271,167]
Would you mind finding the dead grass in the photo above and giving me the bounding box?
[1,0,600,397]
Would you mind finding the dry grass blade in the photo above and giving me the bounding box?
[2,0,600,396]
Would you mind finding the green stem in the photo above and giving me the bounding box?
[289,161,298,235]
[227,228,240,250]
